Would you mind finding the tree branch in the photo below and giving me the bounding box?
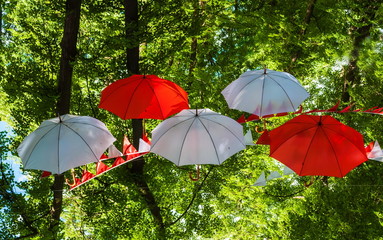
[167,166,214,226]
[0,160,39,237]
[290,0,317,66]
[341,3,379,103]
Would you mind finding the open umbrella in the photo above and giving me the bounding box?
[17,114,116,174]
[150,109,246,166]
[221,69,309,117]
[268,115,367,177]
[99,74,189,120]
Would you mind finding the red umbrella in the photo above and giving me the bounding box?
[99,75,189,120]
[269,115,367,177]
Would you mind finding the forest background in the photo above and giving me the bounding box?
[1,0,383,239]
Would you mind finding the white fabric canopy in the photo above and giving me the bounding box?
[18,114,116,174]
[150,109,246,166]
[222,69,310,116]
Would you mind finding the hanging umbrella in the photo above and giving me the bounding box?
[150,109,246,166]
[268,115,367,177]
[17,114,116,174]
[99,74,189,120]
[365,141,383,162]
[221,69,309,117]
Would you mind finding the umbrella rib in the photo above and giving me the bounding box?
[197,117,221,164]
[260,74,266,116]
[268,72,303,86]
[269,123,316,155]
[99,78,139,106]
[321,125,367,176]
[199,114,246,146]
[57,124,61,173]
[22,125,58,169]
[300,126,321,175]
[65,120,115,135]
[162,82,188,102]
[199,114,246,163]
[61,123,100,161]
[146,81,165,119]
[232,74,264,100]
[322,125,366,155]
[177,118,197,165]
[123,78,144,119]
[267,75,296,110]
[319,126,344,177]
[150,116,195,152]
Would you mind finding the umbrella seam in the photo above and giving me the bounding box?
[267,74,297,111]
[321,125,367,176]
[268,72,303,86]
[319,125,344,177]
[300,126,321,176]
[199,115,246,149]
[161,82,189,102]
[146,81,165,119]
[151,121,194,146]
[22,125,58,171]
[197,117,222,164]
[177,117,198,165]
[99,77,140,106]
[150,114,196,162]
[260,73,265,116]
[151,115,195,148]
[57,124,61,173]
[230,74,264,107]
[269,123,317,156]
[321,123,367,155]
[61,123,101,161]
[100,76,188,120]
[268,72,310,91]
[123,77,145,119]
[66,120,116,136]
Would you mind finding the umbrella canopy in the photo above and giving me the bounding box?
[17,114,116,174]
[269,115,367,177]
[99,74,189,120]
[221,69,310,117]
[150,109,246,166]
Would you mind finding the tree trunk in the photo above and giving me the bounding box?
[341,3,378,103]
[124,0,165,237]
[50,0,82,235]
[289,0,316,67]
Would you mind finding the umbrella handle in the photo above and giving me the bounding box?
[189,165,200,181]
[255,126,265,134]
[255,120,267,134]
[65,170,77,187]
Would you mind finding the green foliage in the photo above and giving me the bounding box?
[2,0,383,239]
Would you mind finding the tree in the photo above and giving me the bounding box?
[1,0,383,239]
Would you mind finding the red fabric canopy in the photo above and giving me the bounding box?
[269,115,367,177]
[99,75,189,120]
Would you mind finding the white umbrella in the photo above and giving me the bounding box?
[150,109,246,166]
[221,69,310,117]
[17,114,116,174]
